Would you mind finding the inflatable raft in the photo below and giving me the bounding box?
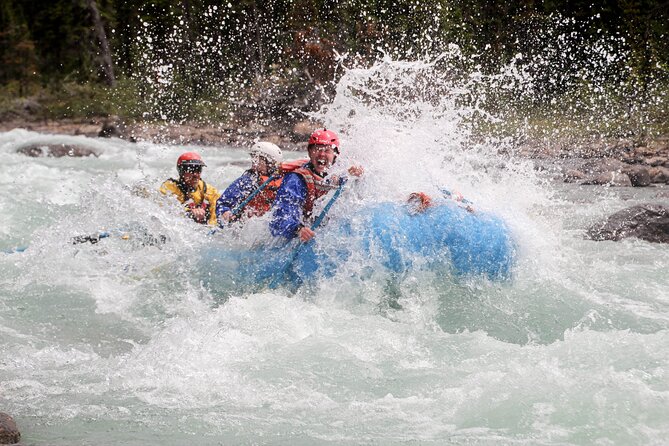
[200,201,515,293]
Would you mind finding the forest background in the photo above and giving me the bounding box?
[1,0,668,148]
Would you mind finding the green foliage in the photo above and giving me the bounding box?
[0,0,668,141]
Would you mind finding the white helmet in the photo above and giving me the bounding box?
[250,142,283,165]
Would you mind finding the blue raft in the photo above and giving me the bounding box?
[200,202,515,292]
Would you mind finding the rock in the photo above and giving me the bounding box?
[578,158,626,175]
[633,146,657,157]
[17,143,99,158]
[648,166,669,183]
[99,115,134,141]
[645,156,668,167]
[563,169,586,182]
[0,412,20,444]
[581,171,632,187]
[622,165,652,187]
[586,204,669,243]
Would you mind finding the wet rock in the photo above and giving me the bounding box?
[586,204,669,243]
[645,156,668,167]
[17,143,99,158]
[99,115,134,141]
[0,412,20,444]
[581,171,632,187]
[563,169,586,182]
[648,166,669,184]
[622,165,652,187]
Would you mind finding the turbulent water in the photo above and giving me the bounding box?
[2,64,669,445]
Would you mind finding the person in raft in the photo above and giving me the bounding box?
[215,142,285,225]
[407,190,475,214]
[269,128,364,242]
[159,151,220,226]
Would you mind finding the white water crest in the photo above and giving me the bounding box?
[2,58,669,446]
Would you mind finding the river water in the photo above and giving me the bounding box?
[2,67,669,444]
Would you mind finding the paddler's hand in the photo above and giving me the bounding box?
[220,211,233,222]
[191,207,206,223]
[298,225,315,242]
[348,165,364,177]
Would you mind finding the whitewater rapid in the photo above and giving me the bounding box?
[1,126,668,445]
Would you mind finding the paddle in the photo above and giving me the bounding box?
[440,188,473,205]
[441,187,475,212]
[3,227,165,254]
[3,231,112,254]
[268,179,347,289]
[212,175,279,234]
[71,231,113,245]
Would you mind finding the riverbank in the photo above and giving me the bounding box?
[2,117,669,187]
[0,116,312,151]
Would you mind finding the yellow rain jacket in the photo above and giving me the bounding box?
[159,178,220,226]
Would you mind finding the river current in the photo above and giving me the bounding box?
[2,70,669,444]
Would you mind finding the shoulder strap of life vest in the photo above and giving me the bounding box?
[292,164,332,218]
[279,159,310,174]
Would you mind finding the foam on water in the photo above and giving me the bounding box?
[2,58,669,445]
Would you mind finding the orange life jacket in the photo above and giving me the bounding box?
[244,173,283,217]
[291,162,340,218]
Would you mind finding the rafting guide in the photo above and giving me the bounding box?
[159,152,221,226]
[270,129,364,242]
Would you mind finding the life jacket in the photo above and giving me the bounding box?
[160,178,220,225]
[237,159,309,217]
[243,171,284,217]
[291,162,340,218]
[176,178,211,224]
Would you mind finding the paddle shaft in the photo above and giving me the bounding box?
[4,230,113,254]
[231,175,278,217]
[269,179,347,289]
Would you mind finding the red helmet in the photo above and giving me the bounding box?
[308,129,340,152]
[177,152,206,170]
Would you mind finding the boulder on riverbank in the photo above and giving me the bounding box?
[586,204,669,243]
[17,143,99,158]
[559,156,669,187]
[0,412,20,444]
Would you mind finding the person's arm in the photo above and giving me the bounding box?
[269,173,307,239]
[159,179,183,201]
[216,172,255,221]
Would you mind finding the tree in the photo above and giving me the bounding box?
[85,0,116,86]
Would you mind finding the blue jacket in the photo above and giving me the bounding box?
[269,173,308,238]
[215,170,258,221]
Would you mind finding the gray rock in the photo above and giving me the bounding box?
[563,169,586,182]
[17,144,99,158]
[578,158,625,175]
[622,165,652,187]
[99,115,134,141]
[0,412,20,444]
[581,171,632,187]
[645,156,668,167]
[586,204,669,243]
[648,166,669,184]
